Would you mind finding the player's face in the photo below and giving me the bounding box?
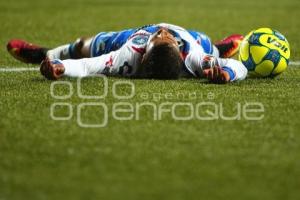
[146,28,180,53]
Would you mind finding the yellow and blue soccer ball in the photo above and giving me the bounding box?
[239,28,290,77]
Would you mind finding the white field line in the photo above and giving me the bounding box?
[0,67,39,72]
[0,61,300,72]
[290,61,300,66]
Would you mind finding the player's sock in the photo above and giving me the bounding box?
[46,44,73,60]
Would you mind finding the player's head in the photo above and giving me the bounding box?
[137,28,183,79]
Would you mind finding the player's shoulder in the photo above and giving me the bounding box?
[120,30,150,56]
[128,30,150,44]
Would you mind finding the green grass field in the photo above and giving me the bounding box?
[1,0,300,199]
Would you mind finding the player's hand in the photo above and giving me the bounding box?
[40,58,65,80]
[203,66,231,84]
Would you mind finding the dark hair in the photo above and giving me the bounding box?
[135,43,183,79]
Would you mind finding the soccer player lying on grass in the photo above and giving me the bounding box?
[7,23,247,84]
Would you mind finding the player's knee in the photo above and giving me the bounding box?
[71,37,86,58]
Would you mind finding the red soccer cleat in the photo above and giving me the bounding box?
[7,39,48,64]
[214,34,244,58]
[40,58,65,80]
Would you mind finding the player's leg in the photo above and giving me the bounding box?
[47,31,121,60]
[7,37,94,64]
[47,30,124,60]
[46,37,93,60]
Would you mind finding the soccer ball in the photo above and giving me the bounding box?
[239,28,290,77]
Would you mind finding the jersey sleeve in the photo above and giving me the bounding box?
[217,58,248,81]
[62,31,149,78]
[184,50,248,82]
